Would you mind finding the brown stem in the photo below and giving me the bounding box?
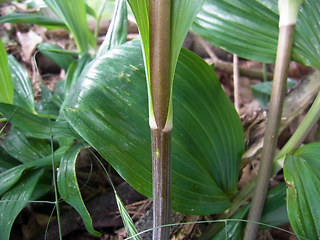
[150,0,171,129]
[244,24,296,240]
[152,129,171,240]
[149,1,172,239]
[233,54,240,112]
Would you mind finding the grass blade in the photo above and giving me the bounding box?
[0,40,13,105]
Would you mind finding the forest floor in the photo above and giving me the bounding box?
[0,2,317,240]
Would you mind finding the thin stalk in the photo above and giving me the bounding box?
[94,0,108,40]
[149,1,172,240]
[233,54,240,113]
[50,135,63,240]
[262,63,267,82]
[244,24,296,240]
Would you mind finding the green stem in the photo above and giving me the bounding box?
[149,1,172,240]
[262,63,267,82]
[94,0,108,41]
[273,90,320,172]
[244,24,296,240]
[50,136,63,240]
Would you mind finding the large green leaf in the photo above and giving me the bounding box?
[284,142,320,239]
[44,0,96,52]
[192,0,320,69]
[0,169,44,240]
[0,13,67,30]
[57,144,101,237]
[8,55,35,113]
[0,40,13,105]
[64,39,244,215]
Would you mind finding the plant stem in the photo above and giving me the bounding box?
[274,90,320,171]
[244,24,296,240]
[152,129,171,239]
[94,0,108,40]
[149,0,171,129]
[233,54,240,113]
[50,136,63,240]
[149,0,172,239]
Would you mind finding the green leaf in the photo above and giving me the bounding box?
[64,39,244,215]
[2,128,51,163]
[210,182,287,239]
[284,143,320,239]
[0,146,21,171]
[57,144,101,237]
[44,0,96,52]
[115,192,140,240]
[0,147,69,196]
[8,55,35,113]
[0,169,44,240]
[0,40,13,104]
[192,0,320,69]
[65,53,92,94]
[0,13,67,30]
[0,103,76,139]
[37,43,75,71]
[251,78,296,109]
[260,182,288,227]
[211,205,249,240]
[97,0,128,56]
[35,85,60,117]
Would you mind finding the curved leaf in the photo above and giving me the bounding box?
[0,169,44,240]
[57,144,101,237]
[97,0,128,56]
[0,103,77,139]
[44,0,96,52]
[0,146,21,170]
[2,128,51,163]
[64,40,244,214]
[0,147,68,196]
[0,13,67,30]
[0,40,13,105]
[192,0,320,69]
[8,55,35,113]
[284,143,320,239]
[38,43,75,71]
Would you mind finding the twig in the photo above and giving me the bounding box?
[196,36,273,80]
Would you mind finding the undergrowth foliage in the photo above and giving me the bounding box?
[0,0,319,239]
